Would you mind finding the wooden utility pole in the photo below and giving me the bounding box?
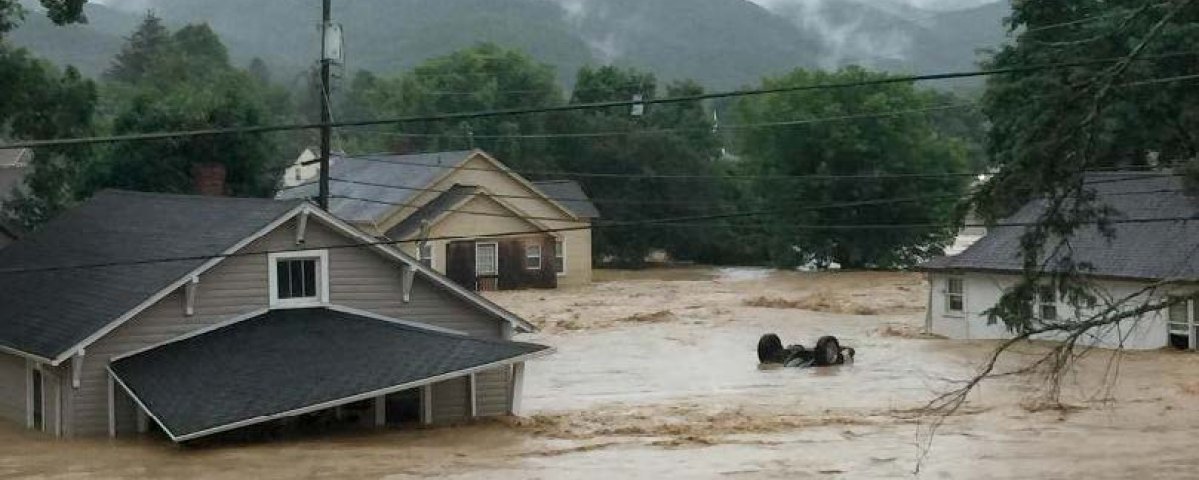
[317,0,332,210]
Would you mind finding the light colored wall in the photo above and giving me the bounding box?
[928,272,1180,350]
[0,353,25,425]
[379,154,593,286]
[67,217,516,437]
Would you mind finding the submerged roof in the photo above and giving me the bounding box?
[110,307,550,441]
[920,173,1199,282]
[532,180,600,219]
[0,191,303,360]
[275,151,475,224]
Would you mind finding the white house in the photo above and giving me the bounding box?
[919,172,1199,350]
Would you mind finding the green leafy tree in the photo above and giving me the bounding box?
[85,19,290,199]
[340,43,563,169]
[551,66,736,265]
[0,46,96,229]
[732,66,970,268]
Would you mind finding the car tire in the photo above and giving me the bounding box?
[814,336,841,366]
[758,333,785,364]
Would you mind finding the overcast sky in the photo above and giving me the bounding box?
[748,0,997,12]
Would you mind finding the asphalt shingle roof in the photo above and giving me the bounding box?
[920,173,1199,281]
[0,190,303,359]
[386,185,481,239]
[275,151,475,224]
[532,180,600,219]
[109,307,549,440]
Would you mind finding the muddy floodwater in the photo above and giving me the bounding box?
[5,268,1199,478]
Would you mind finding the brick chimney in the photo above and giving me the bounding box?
[191,162,227,196]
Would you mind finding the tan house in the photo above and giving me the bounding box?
[0,190,549,441]
[277,150,599,290]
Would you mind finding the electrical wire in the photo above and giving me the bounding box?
[5,51,1199,151]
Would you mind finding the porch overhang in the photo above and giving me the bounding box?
[107,306,551,442]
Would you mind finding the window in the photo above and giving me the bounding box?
[268,250,329,307]
[1036,285,1057,321]
[525,244,542,270]
[554,239,565,275]
[475,242,498,276]
[1167,296,1199,350]
[945,278,964,314]
[419,243,434,268]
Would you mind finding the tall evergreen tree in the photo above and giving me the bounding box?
[103,12,170,84]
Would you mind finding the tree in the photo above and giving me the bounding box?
[103,12,171,84]
[732,66,970,268]
[0,0,87,35]
[551,66,735,265]
[0,46,96,229]
[340,43,563,169]
[85,20,288,198]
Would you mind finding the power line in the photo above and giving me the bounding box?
[1,209,1195,276]
[5,51,1198,151]
[341,102,978,140]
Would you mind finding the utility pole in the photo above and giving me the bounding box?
[317,0,332,210]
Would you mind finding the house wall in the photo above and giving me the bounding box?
[927,272,1183,350]
[0,353,26,425]
[383,154,593,286]
[67,218,516,437]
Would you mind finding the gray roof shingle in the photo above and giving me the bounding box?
[109,307,549,440]
[275,151,474,224]
[920,173,1199,281]
[532,180,600,219]
[386,185,481,239]
[0,190,303,360]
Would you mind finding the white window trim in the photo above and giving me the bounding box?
[943,277,965,318]
[525,244,542,270]
[1033,284,1057,321]
[554,238,566,276]
[475,242,498,276]
[1168,296,1196,349]
[419,242,435,267]
[267,250,330,308]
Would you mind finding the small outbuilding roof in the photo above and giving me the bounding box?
[109,306,550,441]
[0,190,303,360]
[532,180,601,219]
[920,173,1199,282]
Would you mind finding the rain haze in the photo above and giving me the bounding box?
[2,0,1198,478]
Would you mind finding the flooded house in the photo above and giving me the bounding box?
[277,149,599,291]
[920,172,1199,350]
[0,190,549,441]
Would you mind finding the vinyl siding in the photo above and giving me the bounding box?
[0,353,25,425]
[380,154,593,287]
[68,217,513,437]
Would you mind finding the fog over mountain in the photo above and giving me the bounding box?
[11,0,1012,88]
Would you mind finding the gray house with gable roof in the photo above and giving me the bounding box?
[0,190,549,441]
[919,173,1199,350]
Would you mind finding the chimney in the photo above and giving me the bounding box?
[191,162,227,196]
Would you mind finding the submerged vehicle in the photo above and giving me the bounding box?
[757,334,855,367]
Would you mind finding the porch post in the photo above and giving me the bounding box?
[421,385,433,425]
[374,395,386,427]
[106,374,115,438]
[467,374,478,418]
[508,362,525,416]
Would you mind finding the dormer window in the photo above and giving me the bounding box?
[268,250,329,307]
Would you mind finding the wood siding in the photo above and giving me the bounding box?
[446,237,556,291]
[66,218,514,437]
[380,154,593,287]
[0,353,25,425]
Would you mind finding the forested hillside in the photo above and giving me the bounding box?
[8,0,1011,87]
